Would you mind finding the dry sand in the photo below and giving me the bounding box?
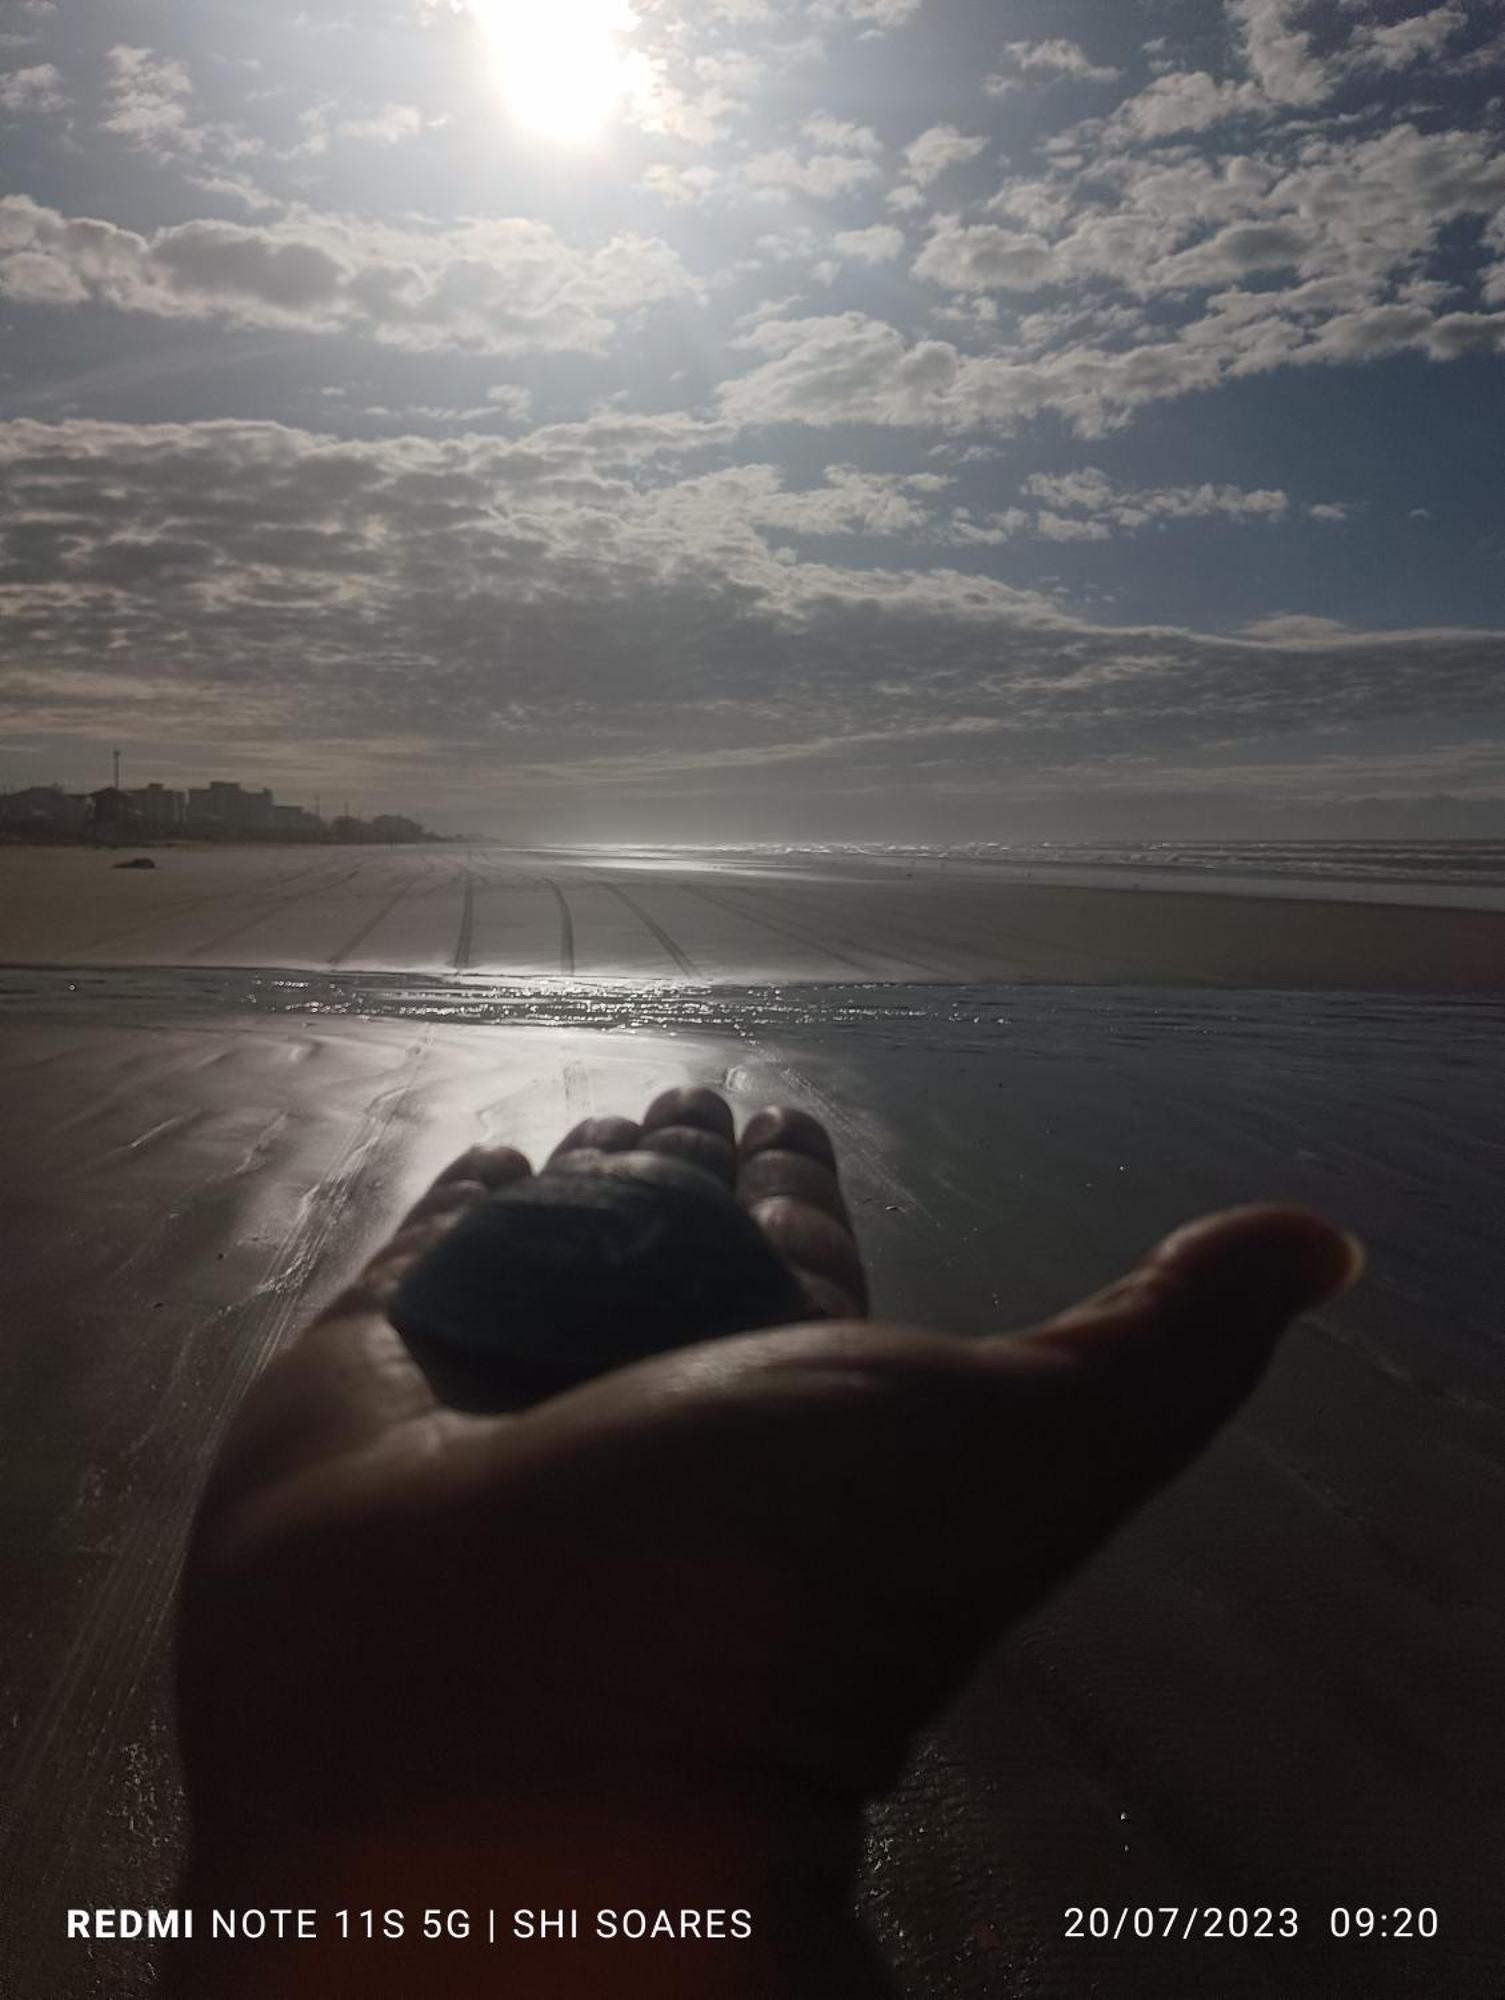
[2,842,1503,988]
[0,851,1502,1998]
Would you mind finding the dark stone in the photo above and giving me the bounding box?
[390,1161,810,1411]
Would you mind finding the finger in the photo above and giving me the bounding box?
[548,1116,641,1161]
[737,1146,850,1227]
[739,1105,838,1172]
[1020,1202,1363,1392]
[970,1204,1364,1583]
[745,1195,868,1317]
[642,1086,735,1142]
[400,1145,531,1229]
[638,1086,738,1186]
[736,1109,862,1310]
[546,1148,739,1206]
[637,1125,737,1186]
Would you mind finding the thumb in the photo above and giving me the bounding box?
[970,1202,1365,1607]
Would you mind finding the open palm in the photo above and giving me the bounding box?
[173,1087,1357,1998]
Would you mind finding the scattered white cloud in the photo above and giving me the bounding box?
[1024,465,1299,532]
[1227,0,1329,108]
[639,161,720,207]
[298,101,426,152]
[745,145,882,199]
[912,217,1054,292]
[831,223,905,263]
[0,62,66,115]
[0,197,699,355]
[802,113,881,155]
[1348,3,1469,71]
[811,0,922,28]
[2,416,1496,819]
[901,122,988,187]
[2,0,1502,825]
[993,37,1120,86]
[102,44,196,152]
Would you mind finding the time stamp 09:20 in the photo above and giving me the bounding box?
[1064,1906,1439,1942]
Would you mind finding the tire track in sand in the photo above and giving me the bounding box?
[0,1030,436,1977]
[453,872,476,972]
[327,865,429,968]
[596,880,702,979]
[676,880,883,979]
[189,863,365,960]
[77,855,338,957]
[542,879,576,975]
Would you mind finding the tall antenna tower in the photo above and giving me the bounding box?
[112,749,121,792]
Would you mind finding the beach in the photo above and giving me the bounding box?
[1,846,1502,1997]
[2,842,1504,986]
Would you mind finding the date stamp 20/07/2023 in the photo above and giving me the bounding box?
[1064,1906,1439,1942]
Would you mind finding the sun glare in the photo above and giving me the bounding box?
[470,0,639,143]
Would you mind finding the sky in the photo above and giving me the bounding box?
[2,0,1504,842]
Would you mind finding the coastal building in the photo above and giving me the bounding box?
[88,786,140,831]
[187,781,274,830]
[271,803,321,834]
[3,774,423,842]
[0,786,91,832]
[129,783,187,827]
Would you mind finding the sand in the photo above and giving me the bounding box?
[2,842,1504,988]
[0,852,1503,1997]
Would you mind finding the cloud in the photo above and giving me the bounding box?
[1227,0,1330,107]
[102,45,196,153]
[0,0,56,51]
[912,217,1055,293]
[1035,510,1112,541]
[1348,3,1469,71]
[719,308,1247,436]
[3,417,1498,827]
[811,0,922,28]
[639,162,720,206]
[1105,70,1266,140]
[994,37,1119,85]
[745,145,883,200]
[1024,465,1300,531]
[901,123,988,187]
[802,113,881,155]
[0,197,699,355]
[0,62,66,115]
[298,101,426,153]
[1241,613,1353,645]
[831,224,904,263]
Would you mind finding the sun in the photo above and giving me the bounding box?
[469,0,639,143]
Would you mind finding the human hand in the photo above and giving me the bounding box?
[173,1087,1360,1996]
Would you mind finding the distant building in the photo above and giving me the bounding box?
[129,783,186,827]
[187,781,275,831]
[88,787,142,835]
[271,803,321,834]
[0,785,90,832]
[370,814,424,842]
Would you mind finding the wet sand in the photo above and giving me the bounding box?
[1,851,1503,1996]
[0,969,1501,1999]
[2,842,1504,988]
